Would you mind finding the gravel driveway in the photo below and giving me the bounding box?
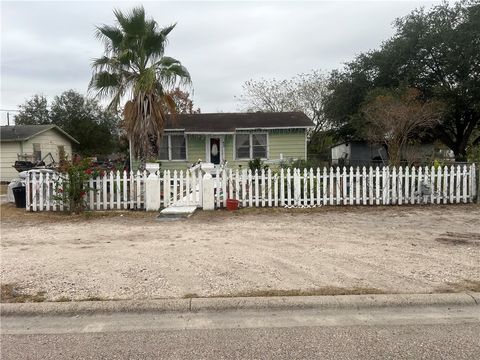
[1,204,479,301]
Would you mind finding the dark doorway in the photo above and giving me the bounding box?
[210,138,221,164]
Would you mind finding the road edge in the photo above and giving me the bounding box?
[1,292,479,316]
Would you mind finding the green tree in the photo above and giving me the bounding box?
[89,6,191,161]
[50,90,120,156]
[325,1,480,161]
[14,91,120,156]
[15,95,50,125]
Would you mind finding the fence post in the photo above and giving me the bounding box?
[202,172,215,210]
[474,164,479,204]
[145,166,161,211]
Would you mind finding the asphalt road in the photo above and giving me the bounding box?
[2,305,479,359]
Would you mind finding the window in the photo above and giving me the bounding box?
[171,136,186,160]
[33,143,41,162]
[235,133,267,159]
[159,134,186,161]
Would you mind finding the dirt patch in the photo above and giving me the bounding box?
[435,232,480,246]
[1,204,479,302]
[0,202,155,224]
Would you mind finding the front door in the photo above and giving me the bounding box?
[209,138,221,165]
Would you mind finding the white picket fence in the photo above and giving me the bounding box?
[217,164,477,208]
[26,164,477,211]
[26,168,203,212]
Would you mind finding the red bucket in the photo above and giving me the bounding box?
[226,198,239,211]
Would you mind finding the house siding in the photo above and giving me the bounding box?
[1,129,73,182]
[268,130,306,161]
[0,142,22,182]
[153,129,307,171]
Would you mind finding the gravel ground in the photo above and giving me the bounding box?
[1,204,479,301]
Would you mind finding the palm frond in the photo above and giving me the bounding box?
[143,32,167,60]
[156,56,180,67]
[90,7,191,160]
[95,25,123,50]
[115,6,147,38]
[159,64,191,88]
[160,24,176,37]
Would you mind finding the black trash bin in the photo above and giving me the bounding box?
[12,186,26,208]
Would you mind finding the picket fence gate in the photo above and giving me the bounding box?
[26,164,477,212]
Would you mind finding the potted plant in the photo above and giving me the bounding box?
[226,175,240,211]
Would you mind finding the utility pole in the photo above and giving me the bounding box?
[7,112,10,126]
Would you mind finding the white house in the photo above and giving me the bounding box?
[0,125,78,182]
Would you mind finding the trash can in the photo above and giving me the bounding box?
[12,186,26,208]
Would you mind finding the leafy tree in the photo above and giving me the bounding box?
[14,91,120,156]
[15,95,50,125]
[166,87,200,114]
[325,1,480,161]
[50,90,120,156]
[89,6,191,160]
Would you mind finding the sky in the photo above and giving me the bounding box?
[1,0,442,125]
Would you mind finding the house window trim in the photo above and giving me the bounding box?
[234,132,269,161]
[159,133,188,162]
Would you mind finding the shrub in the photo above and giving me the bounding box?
[54,159,97,214]
[248,158,269,173]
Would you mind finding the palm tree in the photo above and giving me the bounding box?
[89,6,191,161]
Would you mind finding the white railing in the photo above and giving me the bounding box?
[25,164,477,211]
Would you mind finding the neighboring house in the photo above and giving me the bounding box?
[152,112,314,170]
[331,140,454,166]
[0,125,79,182]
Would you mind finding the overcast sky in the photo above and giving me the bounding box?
[1,0,442,125]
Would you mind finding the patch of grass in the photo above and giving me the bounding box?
[183,293,199,299]
[1,283,46,303]
[79,296,106,301]
[435,232,480,246]
[186,287,387,299]
[54,296,72,302]
[435,280,480,293]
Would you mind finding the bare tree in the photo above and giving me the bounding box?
[236,71,331,133]
[362,88,443,166]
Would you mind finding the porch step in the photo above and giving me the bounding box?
[160,205,197,215]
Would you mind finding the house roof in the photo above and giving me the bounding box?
[165,112,314,133]
[0,125,79,144]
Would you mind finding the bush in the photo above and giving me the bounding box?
[54,159,98,214]
[248,158,269,173]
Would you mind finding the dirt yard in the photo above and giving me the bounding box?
[1,203,479,302]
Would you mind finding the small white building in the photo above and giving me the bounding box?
[0,125,78,182]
